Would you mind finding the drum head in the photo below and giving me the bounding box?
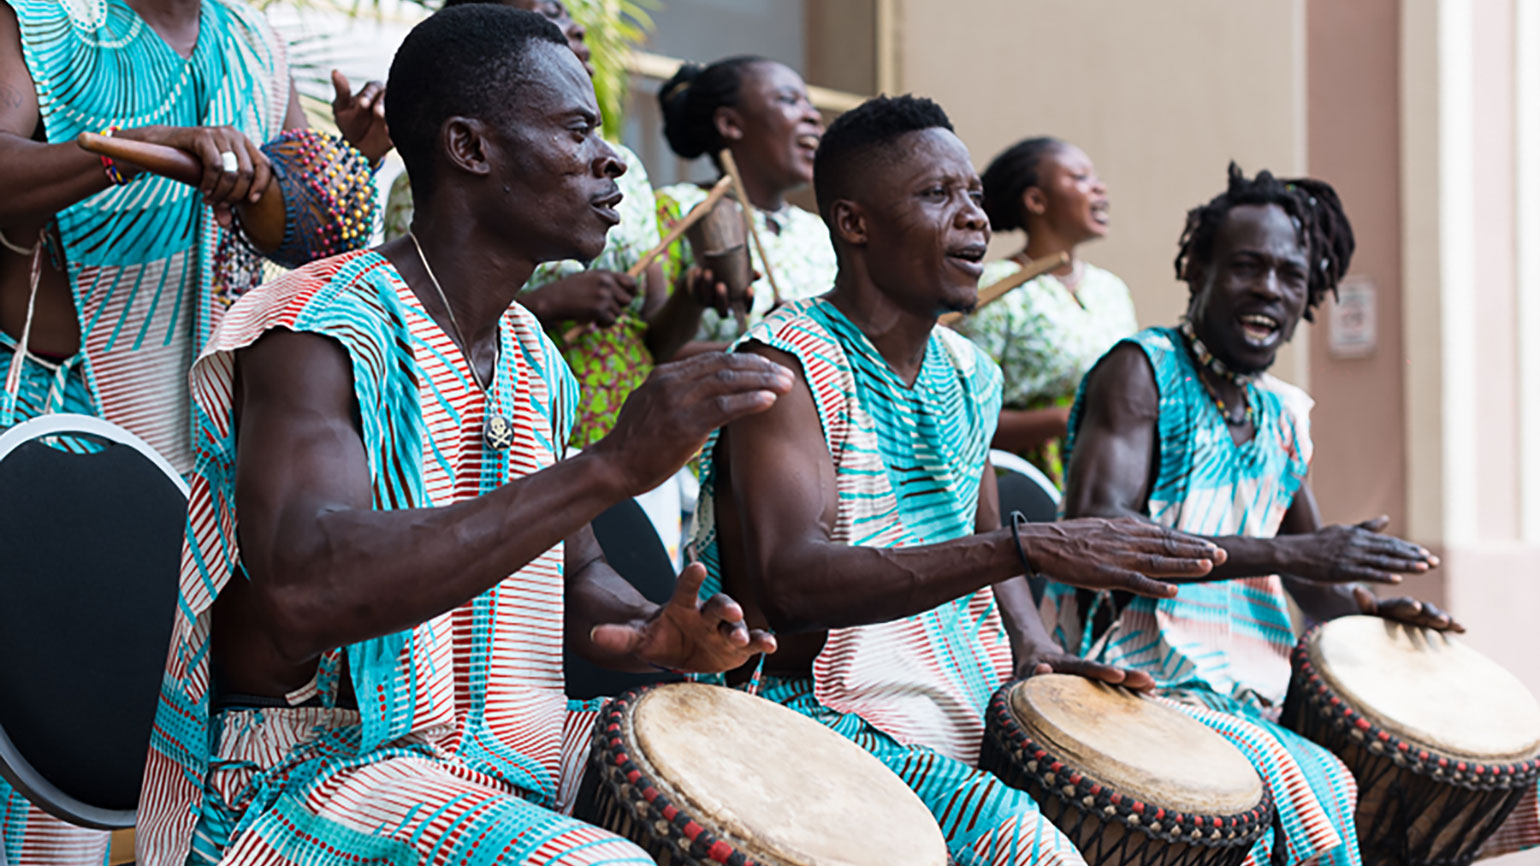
[1308,615,1540,761]
[1008,675,1263,815]
[628,683,948,866]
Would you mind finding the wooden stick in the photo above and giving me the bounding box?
[562,175,735,344]
[625,174,733,279]
[76,131,286,252]
[718,149,781,310]
[939,251,1071,326]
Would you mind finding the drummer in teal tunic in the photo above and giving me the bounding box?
[1055,164,1459,866]
[690,94,1228,866]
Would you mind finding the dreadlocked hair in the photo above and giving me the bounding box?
[1173,162,1355,320]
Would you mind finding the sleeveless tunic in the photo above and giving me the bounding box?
[136,251,649,866]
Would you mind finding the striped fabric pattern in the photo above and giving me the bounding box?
[136,250,648,866]
[1047,326,1360,866]
[11,0,287,473]
[1049,327,1312,705]
[692,296,1011,765]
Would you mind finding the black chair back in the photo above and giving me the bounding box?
[564,497,682,700]
[0,418,186,829]
[994,457,1062,606]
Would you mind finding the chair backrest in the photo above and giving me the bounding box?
[990,450,1061,606]
[990,449,1061,524]
[564,497,682,700]
[0,414,187,830]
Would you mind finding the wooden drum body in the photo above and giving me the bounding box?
[1282,615,1540,866]
[579,683,950,866]
[981,675,1273,866]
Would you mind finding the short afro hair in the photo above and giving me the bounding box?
[385,5,566,199]
[1175,162,1355,320]
[980,136,1065,233]
[812,94,954,223]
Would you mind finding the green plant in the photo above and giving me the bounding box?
[564,0,658,140]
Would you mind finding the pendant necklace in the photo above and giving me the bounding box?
[408,231,514,451]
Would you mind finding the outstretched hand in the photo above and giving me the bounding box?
[331,70,391,163]
[588,562,777,673]
[1016,644,1155,691]
[1351,586,1464,633]
[1018,517,1225,599]
[1290,515,1438,585]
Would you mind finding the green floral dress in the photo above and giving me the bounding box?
[954,259,1138,483]
[384,143,662,447]
[654,182,837,343]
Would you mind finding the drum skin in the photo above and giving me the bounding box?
[1283,616,1540,866]
[980,675,1272,866]
[579,683,950,866]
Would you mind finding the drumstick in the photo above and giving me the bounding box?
[626,174,734,280]
[76,131,286,251]
[718,150,778,321]
[561,175,735,344]
[938,251,1072,326]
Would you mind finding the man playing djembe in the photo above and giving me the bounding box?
[133,8,794,864]
[688,93,1229,866]
[1055,164,1458,866]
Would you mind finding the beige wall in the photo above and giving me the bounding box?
[1304,0,1410,533]
[891,0,1310,382]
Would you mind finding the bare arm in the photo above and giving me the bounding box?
[1064,343,1434,585]
[227,330,790,681]
[728,343,1219,635]
[991,406,1070,456]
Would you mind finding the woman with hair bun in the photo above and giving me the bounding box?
[653,56,835,345]
[955,137,1137,486]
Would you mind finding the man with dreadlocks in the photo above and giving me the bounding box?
[1054,164,1457,866]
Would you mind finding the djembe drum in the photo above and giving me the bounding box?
[580,682,950,866]
[981,675,1273,866]
[1282,615,1540,866]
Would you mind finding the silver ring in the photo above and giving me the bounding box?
[219,151,239,173]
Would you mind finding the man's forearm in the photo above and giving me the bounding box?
[644,285,705,363]
[255,450,628,664]
[565,557,660,672]
[758,528,1025,633]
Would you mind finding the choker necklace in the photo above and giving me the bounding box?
[1178,319,1255,385]
[408,231,514,451]
[1179,320,1254,427]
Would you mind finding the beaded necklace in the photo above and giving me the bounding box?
[1179,319,1255,427]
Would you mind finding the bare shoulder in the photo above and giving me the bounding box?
[1081,342,1159,425]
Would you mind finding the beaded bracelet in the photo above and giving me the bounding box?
[1010,510,1040,580]
[98,126,130,186]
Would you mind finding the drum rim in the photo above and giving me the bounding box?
[986,682,1275,850]
[1291,622,1540,790]
[587,683,775,866]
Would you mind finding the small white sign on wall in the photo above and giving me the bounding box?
[1329,275,1377,358]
